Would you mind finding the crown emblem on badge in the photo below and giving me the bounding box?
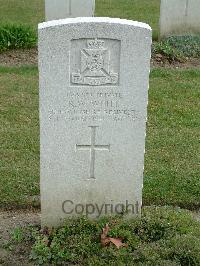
[87,39,105,49]
[71,38,119,86]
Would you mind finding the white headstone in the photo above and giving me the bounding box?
[160,0,200,39]
[39,17,152,227]
[45,0,95,21]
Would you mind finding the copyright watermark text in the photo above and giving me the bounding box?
[62,200,140,218]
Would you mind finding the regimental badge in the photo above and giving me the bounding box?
[71,39,119,86]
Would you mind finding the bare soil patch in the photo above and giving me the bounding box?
[0,209,40,265]
[152,54,200,69]
[0,48,38,67]
[0,48,200,69]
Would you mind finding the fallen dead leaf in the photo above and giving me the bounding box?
[100,224,127,249]
[109,237,128,249]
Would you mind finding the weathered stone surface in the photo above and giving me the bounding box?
[160,0,200,39]
[45,0,95,21]
[38,17,152,227]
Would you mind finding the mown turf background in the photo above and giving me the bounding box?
[0,67,39,208]
[0,67,199,209]
[144,69,200,209]
[0,0,44,29]
[0,0,160,39]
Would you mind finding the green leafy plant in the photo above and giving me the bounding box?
[153,41,184,62]
[0,24,37,52]
[166,35,200,57]
[11,207,200,265]
[153,35,200,62]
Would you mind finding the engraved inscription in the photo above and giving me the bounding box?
[76,126,110,179]
[71,38,120,86]
[48,91,145,122]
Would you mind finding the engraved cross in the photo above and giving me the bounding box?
[76,126,110,179]
[185,0,189,16]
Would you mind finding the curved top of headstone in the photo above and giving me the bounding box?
[38,17,152,31]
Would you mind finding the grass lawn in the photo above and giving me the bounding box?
[0,66,39,208]
[0,66,199,210]
[0,0,160,39]
[144,68,200,209]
